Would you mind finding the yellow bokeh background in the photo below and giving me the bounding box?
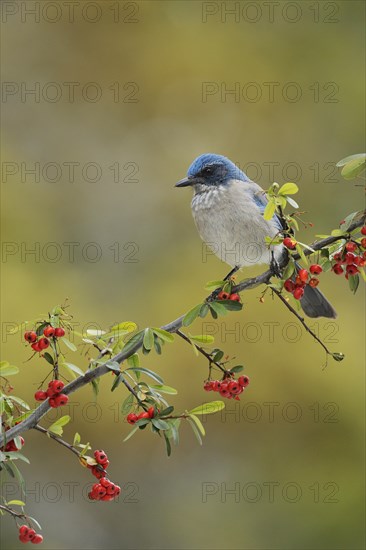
[1,1,365,549]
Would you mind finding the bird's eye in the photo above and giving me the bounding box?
[202,166,213,175]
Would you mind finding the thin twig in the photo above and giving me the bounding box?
[176,329,228,375]
[272,288,332,356]
[0,503,27,520]
[33,425,80,458]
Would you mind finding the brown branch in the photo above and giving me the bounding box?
[1,213,365,447]
[0,503,27,520]
[33,425,80,458]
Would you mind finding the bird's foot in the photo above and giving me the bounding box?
[270,254,282,278]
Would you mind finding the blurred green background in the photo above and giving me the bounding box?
[1,1,365,549]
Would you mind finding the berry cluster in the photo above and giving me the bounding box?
[126,406,155,424]
[24,326,65,353]
[87,450,121,502]
[18,525,43,545]
[283,264,322,300]
[217,291,241,302]
[204,375,250,400]
[35,380,69,408]
[332,233,366,277]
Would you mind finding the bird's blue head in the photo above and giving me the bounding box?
[175,153,249,189]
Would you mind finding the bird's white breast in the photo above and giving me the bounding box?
[191,180,283,268]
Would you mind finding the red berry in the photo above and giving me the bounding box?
[309,277,319,288]
[100,477,111,488]
[361,238,366,249]
[101,494,115,501]
[346,264,359,275]
[345,241,357,252]
[204,381,212,391]
[298,269,309,283]
[38,338,49,350]
[94,450,108,464]
[19,526,29,537]
[31,342,41,352]
[48,380,64,394]
[333,253,342,261]
[137,411,150,420]
[219,388,231,398]
[48,397,58,408]
[217,291,230,300]
[31,534,43,544]
[43,325,55,337]
[361,226,366,236]
[210,380,219,391]
[22,528,36,541]
[229,293,240,302]
[54,394,69,407]
[228,381,241,395]
[309,264,322,275]
[238,375,250,388]
[293,287,304,300]
[24,331,37,343]
[147,406,155,418]
[91,466,105,479]
[332,263,343,275]
[35,390,48,402]
[284,279,295,292]
[283,237,297,250]
[54,327,65,338]
[345,252,356,264]
[127,413,138,424]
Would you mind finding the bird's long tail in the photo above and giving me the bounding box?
[300,281,337,319]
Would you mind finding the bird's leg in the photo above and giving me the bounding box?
[207,265,240,302]
[270,252,282,278]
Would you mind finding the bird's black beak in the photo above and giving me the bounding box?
[175,176,194,188]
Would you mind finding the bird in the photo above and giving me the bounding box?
[175,153,336,319]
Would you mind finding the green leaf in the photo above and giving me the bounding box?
[111,373,124,392]
[62,338,77,352]
[126,353,140,368]
[332,352,345,362]
[278,182,299,195]
[189,335,215,345]
[182,304,202,327]
[348,274,359,294]
[209,302,228,317]
[159,405,174,416]
[295,244,308,266]
[188,401,225,415]
[150,384,178,395]
[123,331,144,355]
[199,304,209,318]
[125,367,163,384]
[105,361,121,373]
[230,365,244,374]
[86,329,106,337]
[263,200,276,221]
[163,432,172,457]
[143,328,154,350]
[152,328,174,343]
[212,349,224,362]
[48,415,71,436]
[73,432,81,446]
[0,363,19,377]
[110,321,137,334]
[341,157,366,180]
[43,352,54,366]
[6,500,25,506]
[189,414,205,436]
[8,396,30,410]
[282,260,295,280]
[62,362,84,377]
[339,211,359,231]
[152,418,170,430]
[121,394,134,415]
[204,280,226,291]
[286,196,299,209]
[187,417,202,445]
[219,300,243,311]
[336,153,366,167]
[4,451,30,464]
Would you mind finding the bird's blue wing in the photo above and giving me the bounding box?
[252,190,283,231]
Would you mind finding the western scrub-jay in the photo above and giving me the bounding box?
[176,153,336,318]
